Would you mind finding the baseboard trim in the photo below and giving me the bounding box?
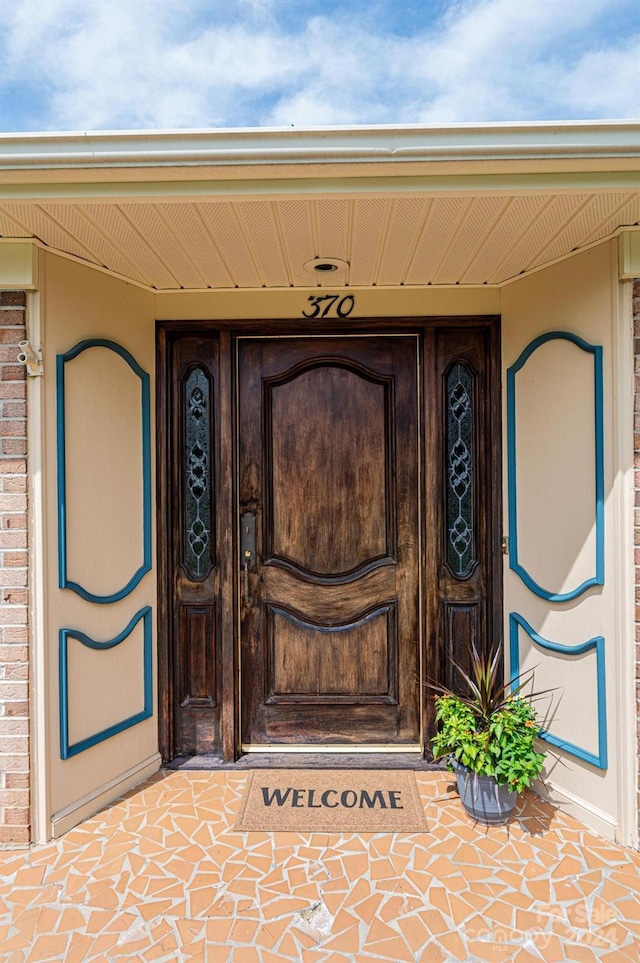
[50,753,161,838]
[535,778,617,842]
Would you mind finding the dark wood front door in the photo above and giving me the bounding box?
[157,317,501,764]
[237,336,421,748]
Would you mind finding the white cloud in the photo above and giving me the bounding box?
[559,42,640,117]
[404,0,640,122]
[0,0,637,130]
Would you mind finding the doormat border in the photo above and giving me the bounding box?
[234,769,429,833]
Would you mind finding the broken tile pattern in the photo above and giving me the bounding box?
[0,771,639,961]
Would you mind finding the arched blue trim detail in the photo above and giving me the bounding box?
[509,612,607,770]
[57,339,152,603]
[59,606,153,759]
[506,331,604,602]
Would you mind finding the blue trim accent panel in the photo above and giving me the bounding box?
[57,339,152,603]
[506,331,604,602]
[509,612,607,770]
[59,606,153,760]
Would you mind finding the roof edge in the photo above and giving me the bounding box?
[0,120,639,171]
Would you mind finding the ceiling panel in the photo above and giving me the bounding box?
[278,200,318,287]
[528,193,628,269]
[404,197,469,284]
[461,195,550,284]
[2,203,98,263]
[41,204,149,284]
[81,204,179,288]
[433,196,508,284]
[315,199,350,264]
[237,201,290,287]
[349,198,388,287]
[376,197,429,286]
[0,191,638,290]
[119,204,206,289]
[584,194,640,246]
[0,208,32,239]
[159,204,234,288]
[197,203,262,288]
[488,194,591,283]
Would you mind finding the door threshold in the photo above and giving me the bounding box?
[241,744,421,753]
[165,752,446,771]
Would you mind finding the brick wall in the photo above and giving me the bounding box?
[0,291,29,847]
[635,280,640,844]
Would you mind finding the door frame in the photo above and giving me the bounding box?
[157,316,502,765]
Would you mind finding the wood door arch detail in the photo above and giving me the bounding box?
[265,601,398,707]
[262,355,397,584]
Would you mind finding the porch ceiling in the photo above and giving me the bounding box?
[2,190,639,291]
[0,123,639,291]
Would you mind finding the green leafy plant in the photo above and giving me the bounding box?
[430,643,548,794]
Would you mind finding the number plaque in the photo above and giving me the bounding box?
[302,295,355,319]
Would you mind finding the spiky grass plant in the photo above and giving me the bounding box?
[431,642,548,794]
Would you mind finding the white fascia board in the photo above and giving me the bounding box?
[0,121,639,171]
[1,171,640,205]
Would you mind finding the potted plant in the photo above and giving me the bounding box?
[431,643,547,825]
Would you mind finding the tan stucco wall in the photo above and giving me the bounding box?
[38,259,501,834]
[37,243,631,842]
[502,240,628,841]
[155,287,500,321]
[40,252,158,831]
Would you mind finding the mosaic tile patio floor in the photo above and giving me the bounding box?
[1,770,639,961]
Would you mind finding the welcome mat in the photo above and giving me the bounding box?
[234,769,428,832]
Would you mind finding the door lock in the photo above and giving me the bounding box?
[240,512,256,604]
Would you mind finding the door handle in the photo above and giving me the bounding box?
[243,551,254,605]
[240,512,256,605]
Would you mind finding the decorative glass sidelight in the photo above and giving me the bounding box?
[446,362,475,578]
[184,367,213,580]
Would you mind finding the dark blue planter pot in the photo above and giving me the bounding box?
[452,759,518,825]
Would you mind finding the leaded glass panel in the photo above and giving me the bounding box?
[184,367,213,580]
[446,362,475,577]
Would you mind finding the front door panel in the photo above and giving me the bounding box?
[158,318,501,764]
[237,336,421,747]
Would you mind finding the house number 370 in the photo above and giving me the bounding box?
[302,294,355,319]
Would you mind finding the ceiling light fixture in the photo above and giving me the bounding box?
[304,257,349,274]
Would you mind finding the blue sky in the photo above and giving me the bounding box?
[0,0,638,132]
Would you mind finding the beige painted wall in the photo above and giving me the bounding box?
[41,252,158,830]
[502,240,627,841]
[38,270,499,833]
[155,286,500,320]
[38,242,629,842]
